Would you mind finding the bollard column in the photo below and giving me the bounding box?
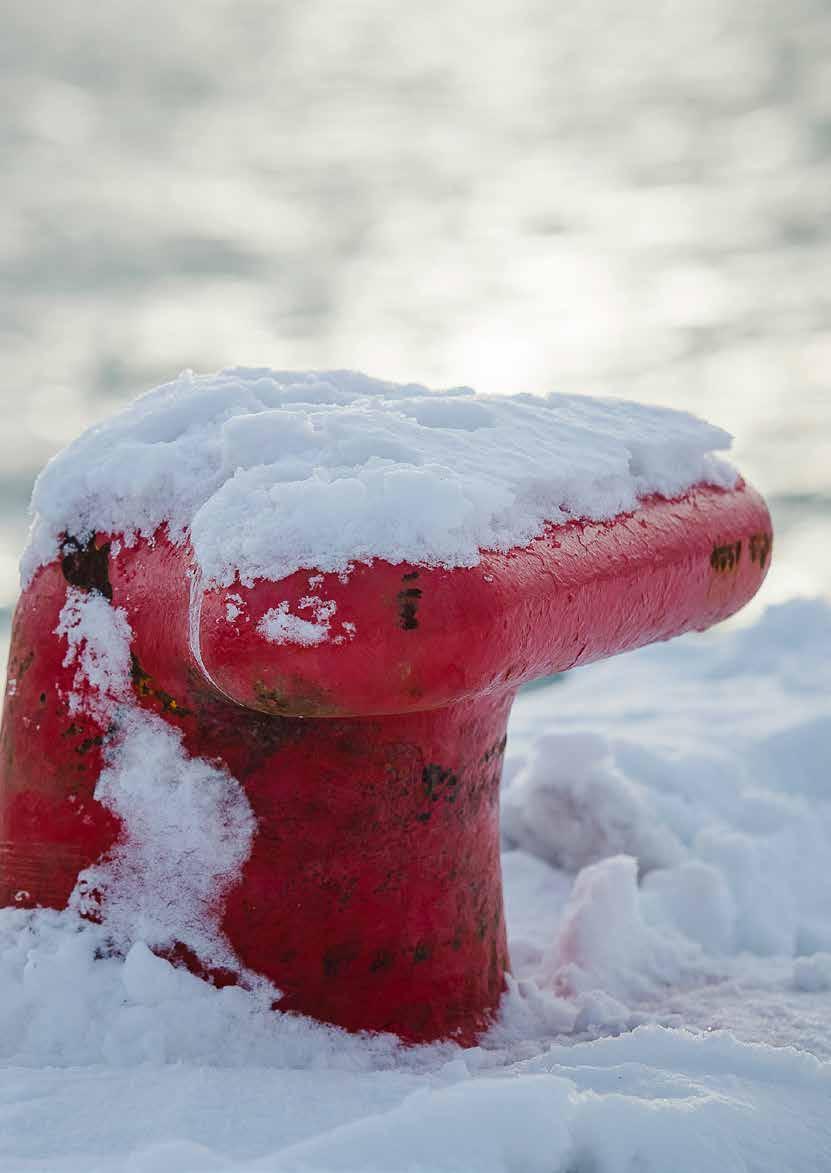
[223,697,512,1041]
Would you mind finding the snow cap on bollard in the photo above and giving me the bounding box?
[0,369,772,1043]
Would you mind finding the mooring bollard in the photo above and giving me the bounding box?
[0,373,772,1043]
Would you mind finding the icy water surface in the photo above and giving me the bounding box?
[1,0,829,676]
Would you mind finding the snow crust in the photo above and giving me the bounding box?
[22,368,736,588]
[257,594,355,647]
[2,597,830,1170]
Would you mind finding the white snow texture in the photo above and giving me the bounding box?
[57,589,256,978]
[23,367,736,588]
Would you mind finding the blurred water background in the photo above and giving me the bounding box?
[1,0,829,678]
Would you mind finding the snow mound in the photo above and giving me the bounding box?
[2,908,829,1173]
[502,730,681,873]
[23,367,736,587]
[508,599,831,975]
[544,855,700,1005]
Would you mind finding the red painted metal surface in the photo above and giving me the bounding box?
[0,481,772,1042]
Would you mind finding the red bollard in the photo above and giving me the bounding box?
[0,481,771,1042]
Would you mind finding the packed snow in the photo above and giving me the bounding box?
[58,589,257,977]
[22,367,736,588]
[2,595,830,1170]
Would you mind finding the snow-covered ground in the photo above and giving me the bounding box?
[2,596,829,1171]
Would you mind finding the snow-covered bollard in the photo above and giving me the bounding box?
[0,370,772,1043]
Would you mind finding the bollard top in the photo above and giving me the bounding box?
[24,366,737,592]
[17,367,770,716]
[191,481,771,716]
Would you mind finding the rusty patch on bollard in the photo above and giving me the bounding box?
[253,677,339,717]
[130,653,190,717]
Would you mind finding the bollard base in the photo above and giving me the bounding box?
[227,696,512,1042]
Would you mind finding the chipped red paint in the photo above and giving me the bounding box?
[0,481,771,1042]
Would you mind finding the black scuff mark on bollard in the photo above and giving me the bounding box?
[422,763,459,806]
[322,941,359,978]
[369,949,394,973]
[60,534,113,600]
[397,571,422,630]
[482,735,508,764]
[749,532,772,570]
[75,734,104,755]
[710,540,742,573]
[15,650,35,681]
[412,941,433,964]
